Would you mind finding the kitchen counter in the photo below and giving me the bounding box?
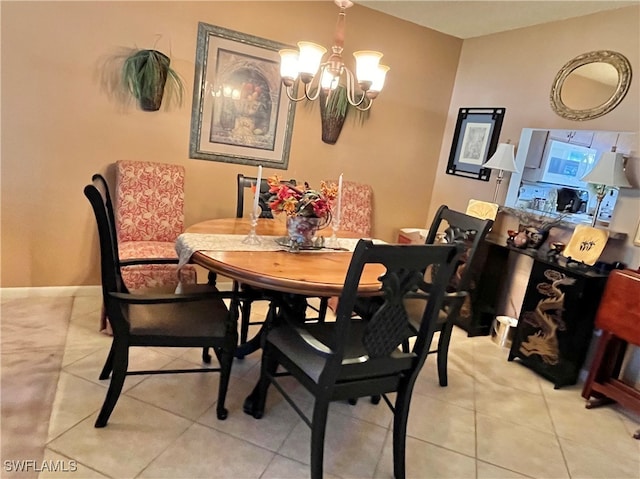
[498,206,628,240]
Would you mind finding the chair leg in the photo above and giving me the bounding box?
[436,321,454,387]
[216,345,234,420]
[202,347,212,363]
[99,341,116,380]
[310,398,330,479]
[240,300,252,345]
[392,381,415,479]
[249,346,278,419]
[317,297,329,322]
[95,341,128,428]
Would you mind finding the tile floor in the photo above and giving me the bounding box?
[3,288,640,479]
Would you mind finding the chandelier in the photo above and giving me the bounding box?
[278,0,389,111]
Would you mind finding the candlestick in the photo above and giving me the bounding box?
[337,173,343,222]
[327,174,343,248]
[252,165,263,215]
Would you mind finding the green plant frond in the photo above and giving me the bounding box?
[121,49,184,106]
[325,85,370,123]
[326,85,349,118]
[304,83,370,124]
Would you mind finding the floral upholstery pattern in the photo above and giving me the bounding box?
[114,161,196,292]
[327,180,373,237]
[325,180,373,313]
[116,161,185,242]
[118,241,196,290]
[120,264,196,290]
[119,241,179,260]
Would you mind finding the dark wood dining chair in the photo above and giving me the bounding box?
[355,205,493,387]
[419,205,494,386]
[85,176,240,427]
[246,239,464,479]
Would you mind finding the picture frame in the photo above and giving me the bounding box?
[446,107,506,181]
[634,219,640,246]
[189,22,296,169]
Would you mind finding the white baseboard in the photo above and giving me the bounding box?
[1,285,102,300]
[0,280,235,300]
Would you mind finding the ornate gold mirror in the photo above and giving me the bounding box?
[550,50,632,121]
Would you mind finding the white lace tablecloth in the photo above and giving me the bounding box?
[175,233,362,269]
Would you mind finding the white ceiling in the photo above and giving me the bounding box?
[357,1,638,39]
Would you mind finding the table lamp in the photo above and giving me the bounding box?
[580,149,631,226]
[483,141,519,202]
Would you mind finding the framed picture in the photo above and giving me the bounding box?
[189,22,296,169]
[446,107,506,181]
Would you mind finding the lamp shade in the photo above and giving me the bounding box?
[483,143,519,173]
[580,152,631,188]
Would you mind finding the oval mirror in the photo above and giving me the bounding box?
[550,50,632,121]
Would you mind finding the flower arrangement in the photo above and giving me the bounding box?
[267,176,337,220]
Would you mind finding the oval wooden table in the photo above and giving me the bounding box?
[185,218,385,297]
[184,218,386,414]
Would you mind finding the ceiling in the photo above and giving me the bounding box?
[357,1,638,39]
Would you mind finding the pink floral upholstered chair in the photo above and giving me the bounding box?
[332,180,373,236]
[115,160,196,292]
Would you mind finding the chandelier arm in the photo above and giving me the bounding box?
[304,79,322,102]
[353,98,373,111]
[284,85,308,102]
[343,68,366,107]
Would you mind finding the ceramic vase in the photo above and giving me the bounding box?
[287,216,323,247]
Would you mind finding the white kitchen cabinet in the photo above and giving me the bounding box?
[549,129,594,147]
[523,130,549,168]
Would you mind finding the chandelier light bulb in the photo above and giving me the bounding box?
[279,49,300,86]
[369,64,390,95]
[297,41,326,83]
[353,50,383,90]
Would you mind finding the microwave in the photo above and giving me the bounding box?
[523,139,597,187]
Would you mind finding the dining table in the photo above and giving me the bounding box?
[180,217,385,297]
[177,217,387,415]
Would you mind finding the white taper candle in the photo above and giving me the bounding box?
[253,165,262,215]
[337,173,343,222]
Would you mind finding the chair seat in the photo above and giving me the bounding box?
[126,295,229,339]
[268,322,415,385]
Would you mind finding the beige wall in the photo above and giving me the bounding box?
[2,3,639,288]
[428,6,640,268]
[0,1,461,287]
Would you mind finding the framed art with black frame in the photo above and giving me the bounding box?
[446,107,506,181]
[189,22,296,170]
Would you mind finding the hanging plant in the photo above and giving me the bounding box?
[121,49,184,111]
[319,85,369,145]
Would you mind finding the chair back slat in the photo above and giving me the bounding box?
[333,241,463,364]
[84,181,129,301]
[236,173,296,219]
[425,205,493,298]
